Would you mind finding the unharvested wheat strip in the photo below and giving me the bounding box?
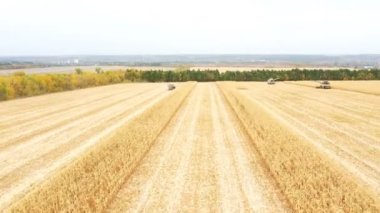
[6,82,195,212]
[0,87,167,178]
[0,85,173,210]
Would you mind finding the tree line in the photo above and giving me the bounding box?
[128,68,380,82]
[1,68,379,101]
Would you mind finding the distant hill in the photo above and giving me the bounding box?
[0,54,379,70]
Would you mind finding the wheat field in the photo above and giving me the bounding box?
[218,81,380,211]
[1,81,379,212]
[286,80,380,95]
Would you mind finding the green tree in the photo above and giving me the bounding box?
[95,67,102,74]
[75,68,83,75]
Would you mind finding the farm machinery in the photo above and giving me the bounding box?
[316,80,331,89]
[167,83,176,90]
[267,78,279,85]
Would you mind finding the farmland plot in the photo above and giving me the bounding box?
[227,82,380,197]
[0,83,173,210]
[287,80,380,95]
[107,83,286,212]
[1,81,379,212]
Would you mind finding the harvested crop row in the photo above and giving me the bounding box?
[7,82,196,212]
[217,82,379,212]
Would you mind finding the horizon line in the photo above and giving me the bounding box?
[1,53,380,58]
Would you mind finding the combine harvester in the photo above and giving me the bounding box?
[316,80,331,89]
[267,78,279,85]
[167,83,176,91]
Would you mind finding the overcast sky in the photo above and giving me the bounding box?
[0,0,379,56]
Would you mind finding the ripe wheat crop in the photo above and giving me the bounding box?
[287,80,380,95]
[7,82,195,212]
[217,82,379,212]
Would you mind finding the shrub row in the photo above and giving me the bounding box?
[0,71,125,101]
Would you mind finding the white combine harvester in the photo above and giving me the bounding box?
[267,78,279,85]
[167,83,176,91]
[316,80,331,89]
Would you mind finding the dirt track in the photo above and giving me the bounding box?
[107,83,286,212]
[234,82,380,196]
[0,83,171,209]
